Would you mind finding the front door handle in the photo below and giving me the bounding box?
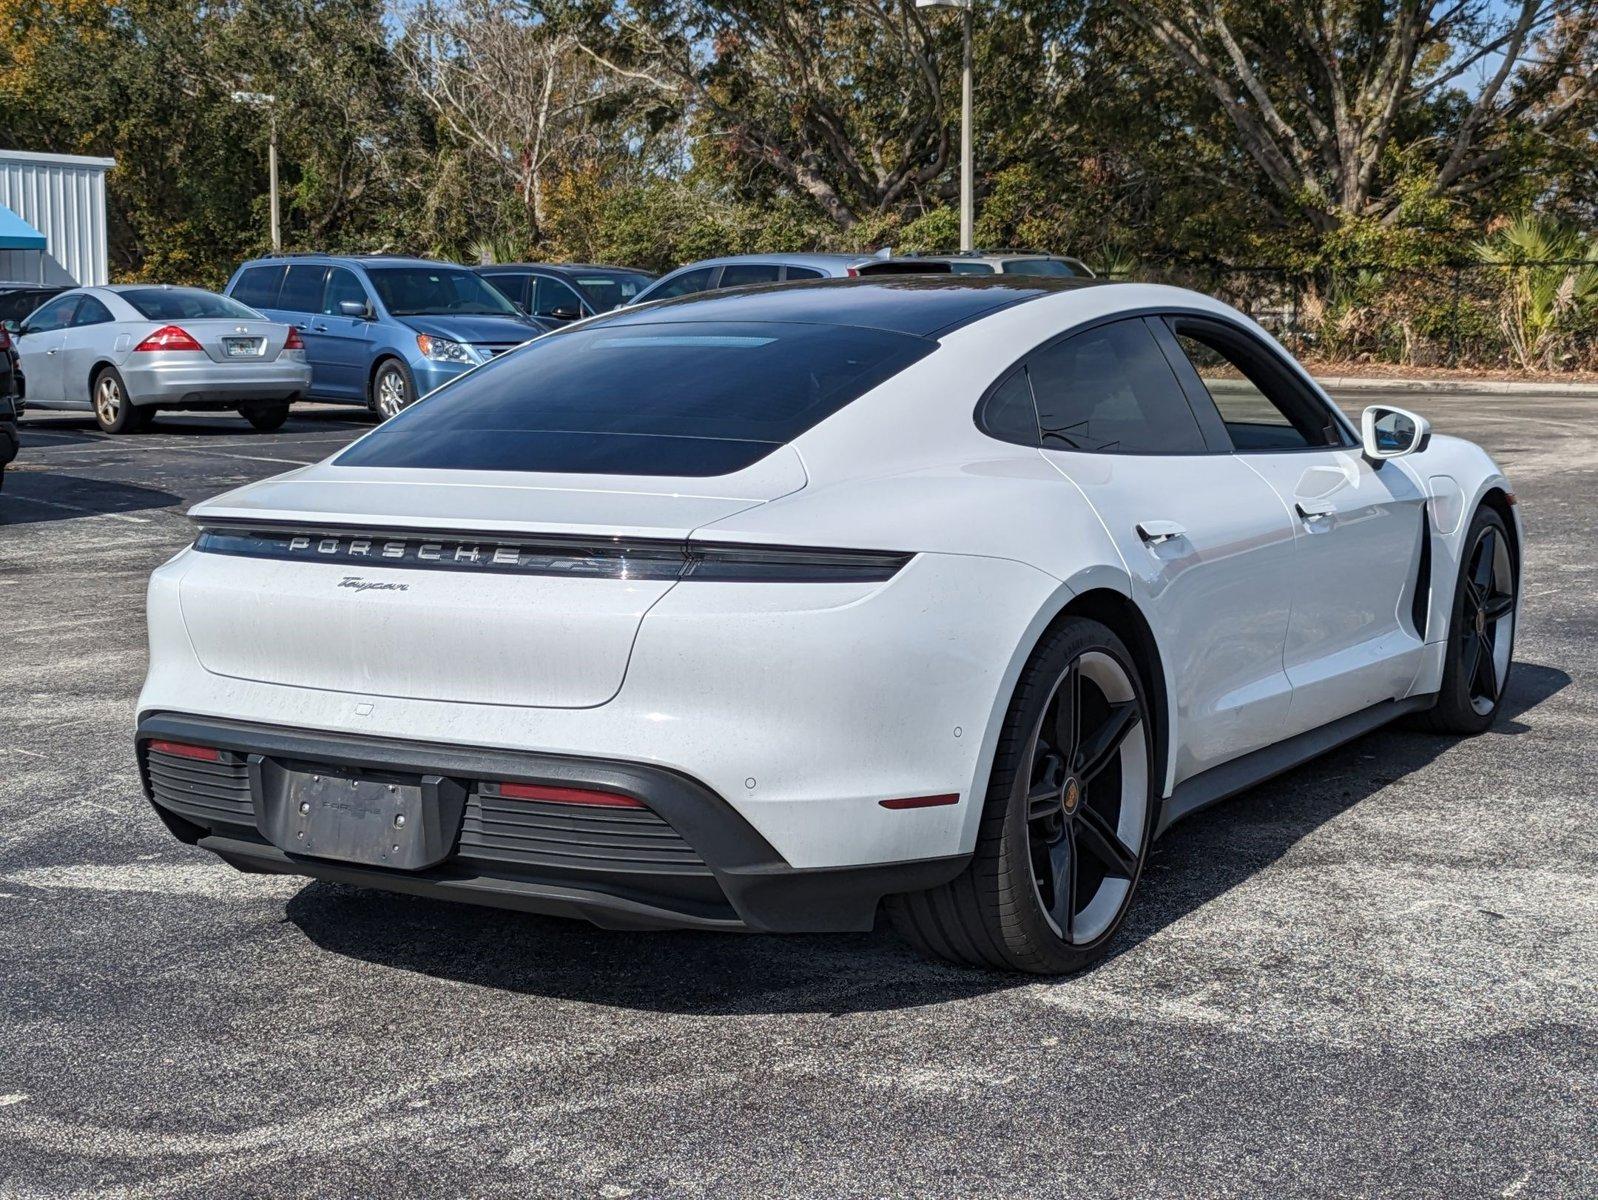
[313,324,330,332]
[1136,520,1187,545]
[45,347,57,355]
[1296,501,1335,521]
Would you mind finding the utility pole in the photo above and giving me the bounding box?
[232,90,280,252]
[919,0,976,252]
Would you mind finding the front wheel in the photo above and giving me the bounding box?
[1416,505,1516,734]
[92,368,152,434]
[889,617,1156,974]
[370,361,413,420]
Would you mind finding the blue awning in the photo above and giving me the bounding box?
[0,204,46,251]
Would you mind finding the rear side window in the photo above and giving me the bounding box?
[231,265,284,309]
[483,272,530,309]
[718,263,782,287]
[337,320,935,477]
[276,265,328,313]
[72,295,114,326]
[1023,319,1206,454]
[783,266,825,281]
[121,289,261,321]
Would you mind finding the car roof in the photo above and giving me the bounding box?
[664,253,870,272]
[481,263,653,275]
[238,254,459,270]
[601,274,1106,338]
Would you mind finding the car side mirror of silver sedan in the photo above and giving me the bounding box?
[1361,404,1430,460]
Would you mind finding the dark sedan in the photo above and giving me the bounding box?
[475,263,655,324]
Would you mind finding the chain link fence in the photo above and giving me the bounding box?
[1104,259,1598,373]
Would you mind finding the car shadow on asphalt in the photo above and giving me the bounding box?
[284,661,1571,1014]
[0,471,183,526]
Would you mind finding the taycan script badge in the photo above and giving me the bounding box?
[339,576,409,593]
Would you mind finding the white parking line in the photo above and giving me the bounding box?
[1,495,151,523]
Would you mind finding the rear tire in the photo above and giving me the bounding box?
[239,401,290,432]
[1415,505,1516,734]
[888,617,1156,974]
[92,367,151,434]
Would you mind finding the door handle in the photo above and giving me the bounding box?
[1136,520,1187,545]
[1295,501,1335,521]
[313,324,330,332]
[291,323,309,331]
[45,347,57,355]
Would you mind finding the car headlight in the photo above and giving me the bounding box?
[415,334,480,365]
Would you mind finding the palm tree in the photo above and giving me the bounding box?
[1473,217,1598,371]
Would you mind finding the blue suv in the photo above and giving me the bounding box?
[225,255,551,418]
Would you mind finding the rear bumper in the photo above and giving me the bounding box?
[121,358,312,406]
[137,712,965,933]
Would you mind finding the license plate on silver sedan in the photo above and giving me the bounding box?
[223,337,264,357]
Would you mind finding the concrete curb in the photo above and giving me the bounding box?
[1314,375,1598,396]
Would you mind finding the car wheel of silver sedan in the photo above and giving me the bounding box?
[371,362,412,420]
[92,368,152,434]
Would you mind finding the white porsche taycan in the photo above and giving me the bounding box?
[137,276,1520,973]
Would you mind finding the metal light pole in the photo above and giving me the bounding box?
[231,90,280,253]
[918,0,975,252]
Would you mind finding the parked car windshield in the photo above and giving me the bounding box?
[121,288,261,321]
[336,319,935,477]
[366,267,523,317]
[571,272,653,313]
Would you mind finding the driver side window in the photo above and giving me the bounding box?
[23,294,79,334]
[1166,319,1351,451]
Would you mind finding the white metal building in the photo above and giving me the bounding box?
[0,149,116,286]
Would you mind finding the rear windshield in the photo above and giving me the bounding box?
[122,288,260,321]
[336,320,935,476]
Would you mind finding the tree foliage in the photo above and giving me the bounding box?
[0,0,1593,283]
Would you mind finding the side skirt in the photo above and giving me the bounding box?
[1156,694,1437,837]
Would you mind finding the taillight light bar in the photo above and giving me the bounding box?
[284,326,305,350]
[192,524,912,584]
[147,739,222,762]
[134,325,203,353]
[495,782,644,809]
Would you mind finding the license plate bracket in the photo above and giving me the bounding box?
[250,758,466,870]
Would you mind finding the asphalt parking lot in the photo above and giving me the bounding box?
[1,392,1593,1199]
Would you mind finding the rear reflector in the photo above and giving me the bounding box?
[148,739,222,762]
[496,781,644,809]
[878,793,959,810]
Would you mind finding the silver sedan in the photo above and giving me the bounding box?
[10,285,312,433]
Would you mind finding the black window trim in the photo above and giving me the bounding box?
[973,305,1358,458]
[1158,312,1359,454]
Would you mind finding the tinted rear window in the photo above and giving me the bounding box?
[121,288,261,320]
[336,320,935,477]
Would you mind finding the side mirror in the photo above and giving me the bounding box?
[547,305,582,322]
[3,320,21,336]
[337,299,371,319]
[1361,405,1430,460]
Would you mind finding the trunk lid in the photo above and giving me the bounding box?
[177,450,806,709]
[175,318,291,364]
